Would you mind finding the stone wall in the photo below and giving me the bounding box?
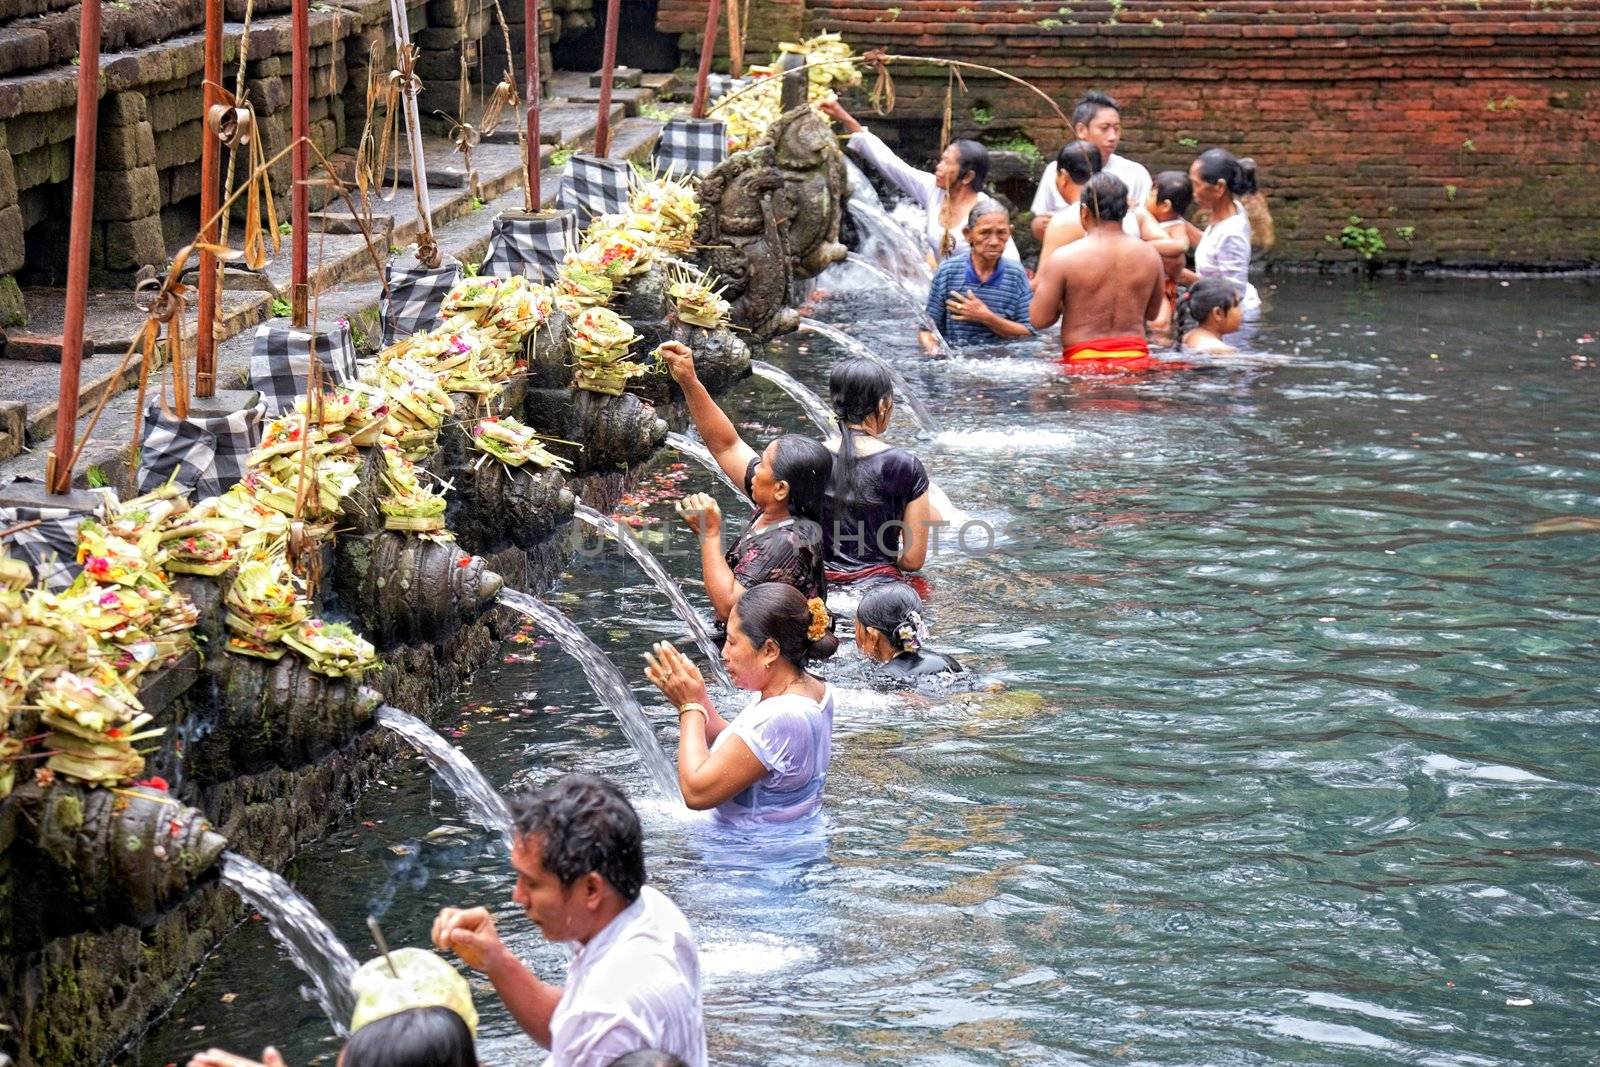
[0,0,555,304]
[802,0,1600,268]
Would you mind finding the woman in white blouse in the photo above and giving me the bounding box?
[1183,147,1263,320]
[818,98,1020,269]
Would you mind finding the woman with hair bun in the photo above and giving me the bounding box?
[645,583,836,827]
[854,582,963,685]
[1185,148,1267,319]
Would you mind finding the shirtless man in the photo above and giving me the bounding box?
[1029,172,1165,374]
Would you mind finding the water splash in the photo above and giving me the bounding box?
[665,431,749,500]
[844,160,933,290]
[219,851,358,1032]
[375,706,513,842]
[750,361,835,437]
[842,255,954,359]
[796,320,940,435]
[495,589,682,800]
[571,504,735,690]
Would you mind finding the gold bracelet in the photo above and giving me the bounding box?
[678,701,708,719]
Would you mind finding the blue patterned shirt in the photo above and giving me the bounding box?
[924,253,1034,347]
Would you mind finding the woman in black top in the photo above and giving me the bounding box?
[660,342,832,622]
[854,581,962,684]
[824,359,934,588]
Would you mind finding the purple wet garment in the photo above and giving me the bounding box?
[822,445,930,571]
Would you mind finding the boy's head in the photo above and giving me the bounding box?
[1148,171,1194,220]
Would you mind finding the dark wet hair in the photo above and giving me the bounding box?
[733,582,839,665]
[1176,277,1242,333]
[343,1006,476,1067]
[965,197,1009,230]
[1056,140,1102,187]
[769,434,832,526]
[1072,89,1119,129]
[1194,148,1259,197]
[827,357,894,517]
[510,773,645,902]
[607,1054,689,1067]
[947,138,989,193]
[1152,170,1193,216]
[1081,172,1129,224]
[856,582,927,655]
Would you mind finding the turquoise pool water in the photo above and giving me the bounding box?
[134,274,1600,1066]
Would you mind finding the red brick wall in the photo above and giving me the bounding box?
[802,0,1600,267]
[657,0,806,69]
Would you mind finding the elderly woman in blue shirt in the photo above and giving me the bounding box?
[919,200,1035,354]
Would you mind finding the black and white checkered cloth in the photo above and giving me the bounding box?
[248,321,359,416]
[705,74,747,103]
[137,394,266,499]
[655,118,728,176]
[0,504,94,589]
[481,210,579,281]
[382,258,463,344]
[558,154,633,227]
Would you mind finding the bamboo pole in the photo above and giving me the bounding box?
[592,0,621,158]
[690,0,722,120]
[291,0,310,325]
[524,0,541,207]
[196,0,223,395]
[390,0,440,265]
[46,0,102,494]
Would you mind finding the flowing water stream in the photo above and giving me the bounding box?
[797,318,940,434]
[664,430,749,500]
[750,360,837,437]
[138,275,1600,1066]
[375,706,512,842]
[571,503,735,690]
[495,588,680,799]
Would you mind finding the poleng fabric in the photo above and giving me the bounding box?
[248,321,359,416]
[0,504,95,589]
[138,395,266,499]
[655,118,728,176]
[382,257,462,344]
[480,210,578,281]
[558,154,632,228]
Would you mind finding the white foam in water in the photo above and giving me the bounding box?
[932,428,1090,453]
[699,932,819,980]
[1420,753,1554,784]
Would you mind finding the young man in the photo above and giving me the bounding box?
[433,775,706,1067]
[1030,89,1152,241]
[1029,173,1165,373]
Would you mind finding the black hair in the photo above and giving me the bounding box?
[767,433,832,601]
[947,138,989,193]
[1194,147,1259,197]
[732,581,839,665]
[607,1053,690,1067]
[856,582,927,655]
[1072,89,1119,129]
[1080,172,1129,224]
[510,774,645,902]
[342,1006,477,1067]
[827,357,894,518]
[1055,140,1102,187]
[769,434,832,526]
[1151,170,1193,217]
[965,197,1009,230]
[1175,277,1242,334]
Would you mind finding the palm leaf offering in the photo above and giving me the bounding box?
[469,416,574,472]
[570,307,645,397]
[378,443,449,532]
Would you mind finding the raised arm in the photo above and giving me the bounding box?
[432,907,563,1048]
[658,342,758,488]
[676,493,742,621]
[821,100,938,209]
[646,642,760,809]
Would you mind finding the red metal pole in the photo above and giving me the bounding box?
[290,0,310,326]
[592,0,621,158]
[196,0,222,396]
[691,0,722,120]
[524,0,540,207]
[47,0,102,494]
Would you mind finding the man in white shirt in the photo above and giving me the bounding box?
[1030,89,1151,240]
[433,774,706,1067]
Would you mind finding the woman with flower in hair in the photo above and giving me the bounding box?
[853,582,963,685]
[645,583,837,827]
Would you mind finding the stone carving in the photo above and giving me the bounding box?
[693,145,798,341]
[15,783,227,935]
[522,388,668,476]
[763,105,849,278]
[336,533,504,647]
[450,463,575,556]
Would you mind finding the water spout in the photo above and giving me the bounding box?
[375,706,513,843]
[844,160,933,290]
[841,254,955,359]
[571,504,736,690]
[750,361,836,438]
[665,432,749,501]
[796,320,941,435]
[495,589,682,800]
[220,851,358,1033]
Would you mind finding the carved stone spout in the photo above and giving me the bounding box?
[449,462,576,556]
[693,145,799,341]
[523,388,668,475]
[335,533,504,646]
[762,105,849,278]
